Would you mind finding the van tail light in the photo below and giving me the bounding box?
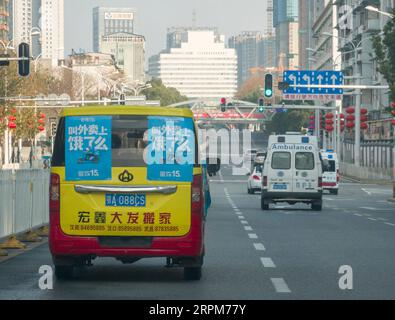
[337,169,340,183]
[253,175,260,181]
[318,177,323,188]
[191,174,203,214]
[50,173,60,213]
[263,176,268,187]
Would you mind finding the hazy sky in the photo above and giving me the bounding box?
[65,0,268,60]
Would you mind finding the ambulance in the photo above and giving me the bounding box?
[320,150,340,195]
[261,133,323,211]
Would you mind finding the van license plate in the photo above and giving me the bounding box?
[273,184,287,190]
[105,194,146,207]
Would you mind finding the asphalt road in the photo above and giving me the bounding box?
[0,163,394,299]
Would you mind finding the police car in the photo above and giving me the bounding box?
[261,133,323,211]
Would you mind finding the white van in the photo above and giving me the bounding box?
[261,134,323,211]
[320,150,340,195]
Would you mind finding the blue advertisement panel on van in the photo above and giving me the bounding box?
[65,116,112,181]
[146,116,195,182]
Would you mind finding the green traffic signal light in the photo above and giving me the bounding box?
[264,74,273,98]
[258,106,265,113]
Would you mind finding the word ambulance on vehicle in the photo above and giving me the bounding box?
[261,133,323,211]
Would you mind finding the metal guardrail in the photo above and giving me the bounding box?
[0,169,49,255]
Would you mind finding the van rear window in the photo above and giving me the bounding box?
[271,152,291,170]
[295,152,315,170]
[52,115,198,168]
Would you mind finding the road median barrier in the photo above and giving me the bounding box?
[0,236,27,249]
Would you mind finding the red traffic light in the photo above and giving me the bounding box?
[220,98,227,106]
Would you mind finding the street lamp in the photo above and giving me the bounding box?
[365,5,395,19]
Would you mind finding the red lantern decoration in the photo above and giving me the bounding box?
[38,118,45,124]
[346,122,355,129]
[8,115,17,122]
[360,108,368,115]
[392,102,395,108]
[340,113,345,119]
[325,125,334,132]
[10,109,17,115]
[39,112,46,119]
[38,125,45,132]
[340,119,345,125]
[392,110,395,116]
[361,123,368,130]
[360,115,368,122]
[310,115,315,120]
[325,113,334,119]
[340,125,345,132]
[346,115,355,121]
[392,119,395,126]
[325,119,334,125]
[8,122,16,129]
[346,107,355,114]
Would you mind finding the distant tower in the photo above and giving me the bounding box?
[266,0,274,36]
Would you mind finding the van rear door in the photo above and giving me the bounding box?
[267,151,293,193]
[54,114,196,238]
[293,151,318,194]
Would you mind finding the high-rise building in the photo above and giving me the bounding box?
[93,7,144,82]
[0,0,9,45]
[265,0,275,36]
[273,0,299,69]
[229,31,276,87]
[41,0,64,65]
[336,0,393,111]
[93,7,136,53]
[149,29,237,99]
[8,0,64,64]
[100,33,145,82]
[298,0,314,69]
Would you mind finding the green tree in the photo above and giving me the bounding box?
[266,109,310,134]
[142,79,188,106]
[372,10,395,104]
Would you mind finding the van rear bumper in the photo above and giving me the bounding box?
[49,215,204,261]
[262,190,322,202]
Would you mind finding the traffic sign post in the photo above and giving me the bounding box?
[282,70,344,101]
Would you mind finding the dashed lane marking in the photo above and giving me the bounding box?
[271,278,291,293]
[260,257,276,268]
[248,233,258,239]
[241,220,249,225]
[253,243,266,251]
[385,223,395,227]
[244,226,253,231]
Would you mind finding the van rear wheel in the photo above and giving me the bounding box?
[312,202,322,211]
[55,265,74,280]
[184,267,202,281]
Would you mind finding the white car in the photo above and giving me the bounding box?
[247,164,263,194]
[254,151,266,165]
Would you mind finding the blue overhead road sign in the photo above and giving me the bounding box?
[283,70,343,101]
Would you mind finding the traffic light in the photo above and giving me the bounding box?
[258,98,265,113]
[264,74,273,98]
[220,97,227,112]
[18,42,30,77]
[119,93,126,105]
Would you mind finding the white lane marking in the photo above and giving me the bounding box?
[241,220,249,224]
[354,214,363,217]
[385,223,395,227]
[271,278,291,293]
[244,226,253,231]
[235,211,242,215]
[248,233,258,239]
[260,257,276,268]
[238,216,245,219]
[362,188,372,196]
[367,218,377,221]
[378,218,388,222]
[253,243,266,251]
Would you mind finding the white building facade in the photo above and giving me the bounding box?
[149,30,237,99]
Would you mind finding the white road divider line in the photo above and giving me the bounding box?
[385,223,395,227]
[238,216,245,219]
[367,218,377,221]
[248,233,258,239]
[354,214,363,217]
[241,220,248,224]
[253,243,265,251]
[271,278,291,293]
[260,257,276,268]
[244,226,253,231]
[361,189,372,196]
